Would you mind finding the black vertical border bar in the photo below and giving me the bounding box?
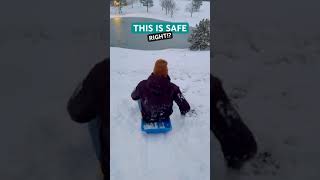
[210,0,215,179]
[106,1,111,179]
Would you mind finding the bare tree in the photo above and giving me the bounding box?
[185,3,194,17]
[160,0,168,15]
[141,0,153,12]
[130,0,135,8]
[193,0,202,12]
[186,0,202,17]
[168,0,176,17]
[160,0,165,11]
[160,0,175,16]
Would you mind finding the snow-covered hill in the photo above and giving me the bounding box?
[110,47,210,180]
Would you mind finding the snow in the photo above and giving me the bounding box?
[110,47,210,180]
[212,0,320,178]
[110,0,210,26]
[0,0,107,179]
[0,26,106,180]
[4,0,320,179]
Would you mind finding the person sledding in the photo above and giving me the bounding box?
[131,59,191,127]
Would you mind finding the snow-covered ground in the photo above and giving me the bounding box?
[110,47,210,180]
[212,3,320,178]
[110,0,210,26]
[0,26,106,179]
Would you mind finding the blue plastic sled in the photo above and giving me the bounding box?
[141,119,172,134]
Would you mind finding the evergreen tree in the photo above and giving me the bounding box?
[188,18,210,50]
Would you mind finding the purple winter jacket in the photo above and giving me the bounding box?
[131,73,190,121]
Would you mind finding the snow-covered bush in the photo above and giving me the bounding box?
[188,18,210,50]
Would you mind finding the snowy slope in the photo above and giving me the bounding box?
[110,0,210,26]
[110,47,210,180]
